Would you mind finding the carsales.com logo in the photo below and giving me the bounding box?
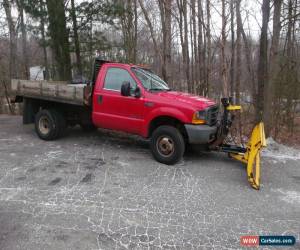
[240,235,296,247]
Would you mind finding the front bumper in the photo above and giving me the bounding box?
[184,124,217,144]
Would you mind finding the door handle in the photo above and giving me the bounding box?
[97,95,103,104]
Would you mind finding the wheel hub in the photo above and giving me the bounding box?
[39,116,50,135]
[157,136,174,157]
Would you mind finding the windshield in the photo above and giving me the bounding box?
[131,67,170,91]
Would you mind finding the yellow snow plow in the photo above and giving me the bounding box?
[210,98,267,190]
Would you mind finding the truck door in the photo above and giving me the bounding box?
[92,66,144,134]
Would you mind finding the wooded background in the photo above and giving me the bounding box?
[0,0,299,142]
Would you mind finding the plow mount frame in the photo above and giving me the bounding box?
[210,98,267,190]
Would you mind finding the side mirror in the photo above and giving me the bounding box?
[121,81,131,96]
[134,86,141,98]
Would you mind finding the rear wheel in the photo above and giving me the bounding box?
[52,109,66,137]
[35,109,66,140]
[150,125,185,165]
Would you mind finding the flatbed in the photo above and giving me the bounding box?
[11,79,91,106]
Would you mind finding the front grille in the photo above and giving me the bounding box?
[206,105,219,126]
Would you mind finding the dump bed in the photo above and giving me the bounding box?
[11,79,91,106]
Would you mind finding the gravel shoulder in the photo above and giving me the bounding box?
[0,115,299,249]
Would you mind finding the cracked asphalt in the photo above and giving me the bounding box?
[0,115,299,250]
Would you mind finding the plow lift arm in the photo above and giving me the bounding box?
[209,98,267,190]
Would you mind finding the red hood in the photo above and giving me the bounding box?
[156,91,216,110]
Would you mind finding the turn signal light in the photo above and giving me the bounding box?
[192,112,206,124]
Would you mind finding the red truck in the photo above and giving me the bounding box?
[12,58,219,165]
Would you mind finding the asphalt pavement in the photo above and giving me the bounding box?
[0,115,299,250]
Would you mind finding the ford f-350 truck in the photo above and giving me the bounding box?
[12,58,219,165]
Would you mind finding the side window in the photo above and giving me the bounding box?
[104,67,136,91]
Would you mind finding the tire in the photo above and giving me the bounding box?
[150,125,185,165]
[51,109,66,137]
[35,109,65,140]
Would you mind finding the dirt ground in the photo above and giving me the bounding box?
[0,115,299,250]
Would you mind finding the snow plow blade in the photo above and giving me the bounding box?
[211,98,267,190]
[221,122,267,190]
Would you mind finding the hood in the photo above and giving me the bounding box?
[156,91,216,110]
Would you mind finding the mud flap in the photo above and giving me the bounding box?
[229,122,267,190]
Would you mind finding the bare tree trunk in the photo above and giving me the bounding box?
[229,0,235,98]
[190,10,195,92]
[235,0,241,104]
[16,0,29,79]
[138,0,162,62]
[236,0,256,106]
[3,0,18,80]
[191,0,198,94]
[285,0,296,133]
[221,0,228,97]
[256,0,270,123]
[158,0,172,84]
[263,0,282,135]
[71,0,82,75]
[133,0,138,62]
[197,0,205,95]
[3,0,17,114]
[205,0,211,96]
[177,0,190,91]
[0,96,3,114]
[176,0,185,89]
[40,0,49,80]
[183,0,190,92]
[235,0,242,142]
[3,80,14,114]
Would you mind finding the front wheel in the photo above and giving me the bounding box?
[150,125,185,165]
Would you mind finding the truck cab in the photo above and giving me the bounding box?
[91,60,218,164]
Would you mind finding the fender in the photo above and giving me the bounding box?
[141,106,192,137]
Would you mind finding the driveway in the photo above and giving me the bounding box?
[0,115,299,249]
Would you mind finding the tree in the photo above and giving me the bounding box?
[139,0,173,83]
[46,0,72,80]
[176,0,190,91]
[120,0,138,63]
[280,0,299,134]
[16,0,29,79]
[236,0,256,107]
[183,0,190,91]
[3,0,17,80]
[221,0,229,97]
[191,0,197,93]
[235,0,242,105]
[205,0,211,96]
[197,0,205,95]
[263,0,283,135]
[2,0,17,113]
[158,0,172,84]
[256,0,270,122]
[23,0,50,79]
[138,0,162,62]
[70,0,83,75]
[39,0,49,80]
[229,0,235,98]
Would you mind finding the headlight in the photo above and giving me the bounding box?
[192,110,206,124]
